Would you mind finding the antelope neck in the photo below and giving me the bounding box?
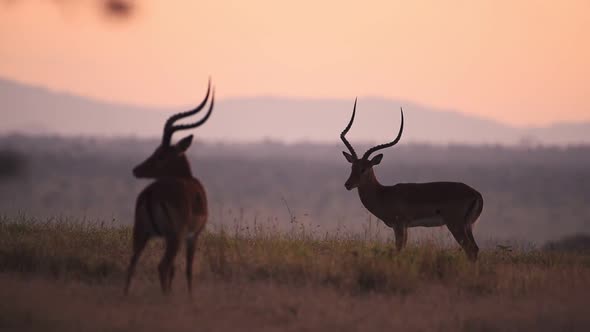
[357,168,383,208]
[164,158,194,179]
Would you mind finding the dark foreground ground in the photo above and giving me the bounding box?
[1,218,589,331]
[1,274,589,332]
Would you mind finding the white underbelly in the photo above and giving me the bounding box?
[407,216,445,228]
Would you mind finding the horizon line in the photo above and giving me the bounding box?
[3,75,589,131]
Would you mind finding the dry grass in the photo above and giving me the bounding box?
[1,216,590,331]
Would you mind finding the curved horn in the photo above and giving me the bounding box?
[340,98,359,159]
[168,89,215,133]
[162,79,213,146]
[362,108,404,160]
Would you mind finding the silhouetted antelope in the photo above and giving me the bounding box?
[125,80,214,294]
[341,99,483,261]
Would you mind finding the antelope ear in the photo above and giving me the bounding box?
[343,151,355,163]
[176,135,194,152]
[370,154,383,165]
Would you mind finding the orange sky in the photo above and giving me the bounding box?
[0,0,588,126]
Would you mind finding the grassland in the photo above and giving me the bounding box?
[1,216,590,331]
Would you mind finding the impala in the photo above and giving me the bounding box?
[124,80,214,294]
[340,99,484,261]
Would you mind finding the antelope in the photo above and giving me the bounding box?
[124,80,214,294]
[340,99,483,261]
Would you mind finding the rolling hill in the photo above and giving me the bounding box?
[1,78,588,145]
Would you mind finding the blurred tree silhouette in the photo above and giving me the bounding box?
[544,234,590,253]
[100,0,134,19]
[2,0,136,20]
[0,149,27,179]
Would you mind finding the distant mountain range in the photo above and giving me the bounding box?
[1,78,589,145]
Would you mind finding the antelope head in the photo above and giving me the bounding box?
[341,98,404,190]
[133,80,215,179]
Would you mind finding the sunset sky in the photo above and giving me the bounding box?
[0,0,588,127]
